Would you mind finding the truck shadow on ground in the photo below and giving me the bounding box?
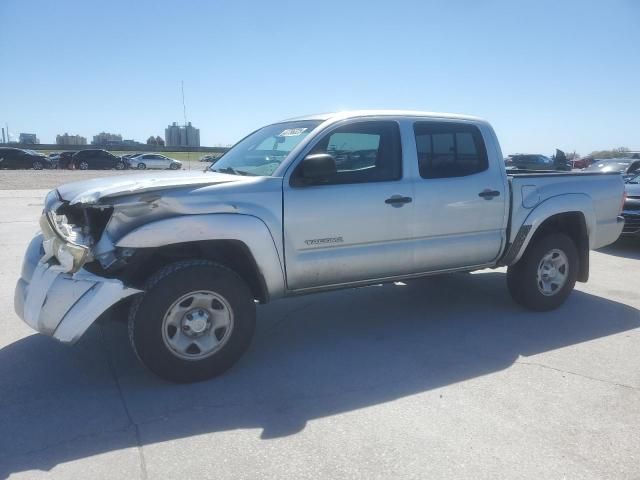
[1,271,639,478]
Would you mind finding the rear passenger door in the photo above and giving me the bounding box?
[410,121,506,272]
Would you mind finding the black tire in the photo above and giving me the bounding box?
[137,162,146,170]
[115,161,125,170]
[507,233,578,311]
[32,160,43,170]
[169,163,179,170]
[128,260,256,383]
[78,160,89,170]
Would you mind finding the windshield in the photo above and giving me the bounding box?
[626,173,640,184]
[209,120,322,176]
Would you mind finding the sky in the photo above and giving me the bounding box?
[0,0,638,156]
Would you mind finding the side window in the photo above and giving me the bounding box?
[413,122,488,179]
[295,121,402,186]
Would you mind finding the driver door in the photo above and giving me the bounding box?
[283,120,414,291]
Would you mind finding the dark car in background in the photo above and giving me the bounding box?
[621,173,640,238]
[584,159,640,177]
[72,149,126,170]
[0,147,52,170]
[507,154,559,171]
[199,154,221,163]
[56,151,76,169]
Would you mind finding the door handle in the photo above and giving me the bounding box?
[385,195,413,206]
[478,189,500,199]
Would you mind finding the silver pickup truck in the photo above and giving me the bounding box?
[14,110,625,382]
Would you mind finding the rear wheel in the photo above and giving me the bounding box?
[507,233,578,311]
[128,260,256,383]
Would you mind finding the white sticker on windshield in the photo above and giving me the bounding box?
[278,128,308,137]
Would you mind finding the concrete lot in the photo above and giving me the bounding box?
[0,163,208,190]
[0,189,639,479]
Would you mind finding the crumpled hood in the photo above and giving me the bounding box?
[56,170,245,205]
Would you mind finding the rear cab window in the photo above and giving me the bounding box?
[413,122,488,179]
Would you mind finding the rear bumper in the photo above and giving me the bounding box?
[621,211,640,237]
[14,234,140,344]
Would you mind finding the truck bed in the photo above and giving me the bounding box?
[507,171,624,250]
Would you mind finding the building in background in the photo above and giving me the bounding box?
[56,133,87,145]
[147,135,165,146]
[92,132,123,145]
[165,122,200,147]
[19,133,39,144]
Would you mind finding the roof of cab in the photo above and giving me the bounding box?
[282,109,487,124]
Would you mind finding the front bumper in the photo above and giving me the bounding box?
[14,234,140,344]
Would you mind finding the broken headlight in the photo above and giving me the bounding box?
[40,212,90,273]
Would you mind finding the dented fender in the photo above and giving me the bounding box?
[115,213,286,299]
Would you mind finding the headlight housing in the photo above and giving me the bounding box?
[40,213,89,273]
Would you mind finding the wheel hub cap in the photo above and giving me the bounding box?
[536,249,569,296]
[182,309,210,335]
[161,290,234,360]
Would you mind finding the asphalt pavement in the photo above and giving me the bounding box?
[1,190,639,479]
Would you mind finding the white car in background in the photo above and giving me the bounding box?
[129,153,182,170]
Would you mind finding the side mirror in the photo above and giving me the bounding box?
[301,153,336,181]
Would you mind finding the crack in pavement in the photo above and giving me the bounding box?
[515,359,639,390]
[99,326,149,480]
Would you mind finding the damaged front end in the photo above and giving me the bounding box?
[14,190,140,343]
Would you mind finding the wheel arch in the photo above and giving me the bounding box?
[504,194,594,282]
[115,214,286,301]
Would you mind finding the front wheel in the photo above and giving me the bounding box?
[507,233,578,311]
[137,162,146,170]
[128,260,256,383]
[78,160,89,170]
[32,160,43,170]
[115,161,125,170]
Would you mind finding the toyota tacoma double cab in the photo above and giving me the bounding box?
[14,110,626,382]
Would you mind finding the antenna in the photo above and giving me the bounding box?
[181,80,191,170]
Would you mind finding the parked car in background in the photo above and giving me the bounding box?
[200,154,221,163]
[72,149,126,170]
[56,151,76,169]
[506,154,557,171]
[129,153,182,170]
[0,147,52,170]
[571,157,592,169]
[47,152,60,168]
[584,158,640,177]
[621,173,640,238]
